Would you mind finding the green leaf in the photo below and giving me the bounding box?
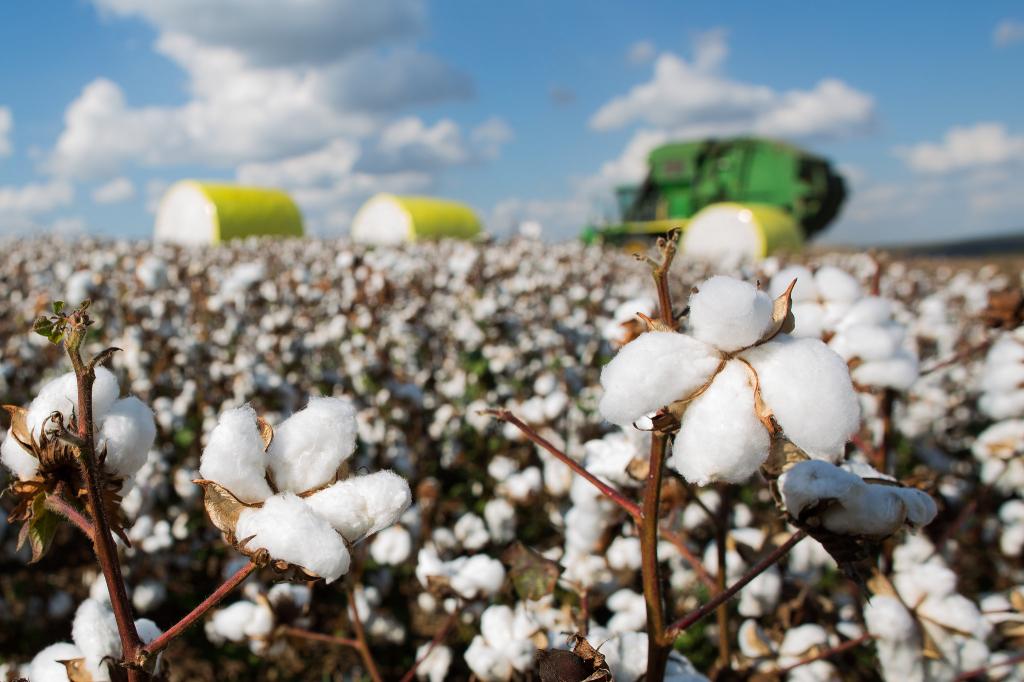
[502,541,560,601]
[32,316,53,338]
[24,495,59,564]
[52,300,65,315]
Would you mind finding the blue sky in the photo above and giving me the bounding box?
[0,1,1022,244]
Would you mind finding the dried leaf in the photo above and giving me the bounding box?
[502,541,560,601]
[757,278,796,344]
[256,416,274,452]
[569,634,609,676]
[1010,588,1024,614]
[741,621,774,658]
[3,404,36,452]
[60,657,93,682]
[196,479,255,536]
[536,649,595,682]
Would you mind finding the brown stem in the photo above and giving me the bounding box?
[878,388,896,475]
[348,588,384,682]
[44,490,94,538]
[651,229,680,329]
[141,560,258,658]
[954,651,1024,680]
[714,484,731,668]
[667,530,807,636]
[640,433,672,680]
[65,319,143,675]
[482,409,642,519]
[920,336,994,376]
[398,610,459,682]
[281,625,360,650]
[776,632,873,673]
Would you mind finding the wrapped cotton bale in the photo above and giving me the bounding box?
[682,202,802,264]
[351,193,483,245]
[155,181,303,245]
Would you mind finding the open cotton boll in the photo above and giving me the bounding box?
[26,367,120,439]
[134,618,163,645]
[852,351,920,391]
[737,566,781,617]
[98,396,157,478]
[370,525,413,565]
[464,635,514,681]
[29,642,85,682]
[782,460,862,519]
[483,498,516,544]
[267,397,357,493]
[672,360,770,486]
[789,301,826,338]
[303,477,372,540]
[199,405,272,504]
[814,266,862,302]
[235,493,350,582]
[688,276,773,352]
[344,470,412,537]
[598,331,720,426]
[449,554,506,598]
[1,430,38,480]
[72,598,121,681]
[830,325,903,361]
[779,623,829,658]
[207,601,272,642]
[742,336,860,461]
[415,642,452,682]
[771,266,817,301]
[822,484,936,537]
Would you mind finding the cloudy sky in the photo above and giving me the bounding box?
[0,1,1022,244]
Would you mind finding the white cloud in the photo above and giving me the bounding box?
[145,179,171,213]
[894,122,1024,174]
[590,31,874,140]
[471,117,514,160]
[0,180,74,214]
[993,19,1024,47]
[0,107,11,157]
[489,196,592,238]
[627,40,655,65]
[51,2,472,181]
[92,176,135,204]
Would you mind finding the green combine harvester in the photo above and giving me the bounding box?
[581,137,846,258]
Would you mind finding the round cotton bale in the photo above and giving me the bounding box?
[682,202,802,264]
[351,194,483,245]
[155,181,304,245]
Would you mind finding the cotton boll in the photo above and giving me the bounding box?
[737,566,781,617]
[836,297,894,329]
[607,589,647,632]
[27,368,120,440]
[303,478,372,540]
[782,460,862,519]
[607,536,642,571]
[789,301,826,338]
[598,331,720,426]
[814,266,862,302]
[98,396,157,478]
[449,554,506,599]
[268,397,357,493]
[771,266,817,302]
[688,276,773,352]
[415,643,452,682]
[464,635,513,681]
[672,360,770,485]
[199,405,272,504]
[29,642,85,682]
[134,618,162,645]
[779,623,829,658]
[1,429,38,480]
[483,498,516,544]
[72,598,121,681]
[207,601,259,642]
[742,336,860,461]
[132,580,167,613]
[344,470,412,537]
[370,525,413,565]
[830,325,902,361]
[235,493,350,582]
[852,351,920,391]
[737,620,775,659]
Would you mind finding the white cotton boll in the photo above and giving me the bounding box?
[370,525,413,565]
[980,390,1024,421]
[782,460,862,519]
[836,297,894,329]
[26,367,120,440]
[980,363,1024,393]
[73,598,121,681]
[303,478,372,540]
[501,466,542,501]
[198,405,272,504]
[607,589,647,633]
[825,483,936,538]
[268,583,311,611]
[268,397,357,493]
[607,536,642,571]
[415,643,453,682]
[29,642,85,682]
[895,564,958,606]
[672,360,770,485]
[830,325,902,361]
[594,630,648,682]
[771,266,817,301]
[487,455,518,481]
[789,301,826,338]
[779,624,829,658]
[132,580,167,613]
[483,498,516,544]
[1,429,38,480]
[598,331,720,426]
[235,493,350,582]
[449,554,506,598]
[742,336,860,461]
[738,620,775,659]
[134,618,162,645]
[814,266,862,302]
[852,351,919,391]
[98,396,157,479]
[464,635,512,681]
[344,470,412,537]
[583,432,640,488]
[737,566,781,617]
[208,601,258,642]
[688,276,773,352]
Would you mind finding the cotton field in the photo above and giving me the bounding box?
[0,234,1022,681]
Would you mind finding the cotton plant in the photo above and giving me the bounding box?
[196,396,411,582]
[205,582,311,655]
[979,328,1024,420]
[768,264,863,339]
[828,296,920,392]
[463,603,540,681]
